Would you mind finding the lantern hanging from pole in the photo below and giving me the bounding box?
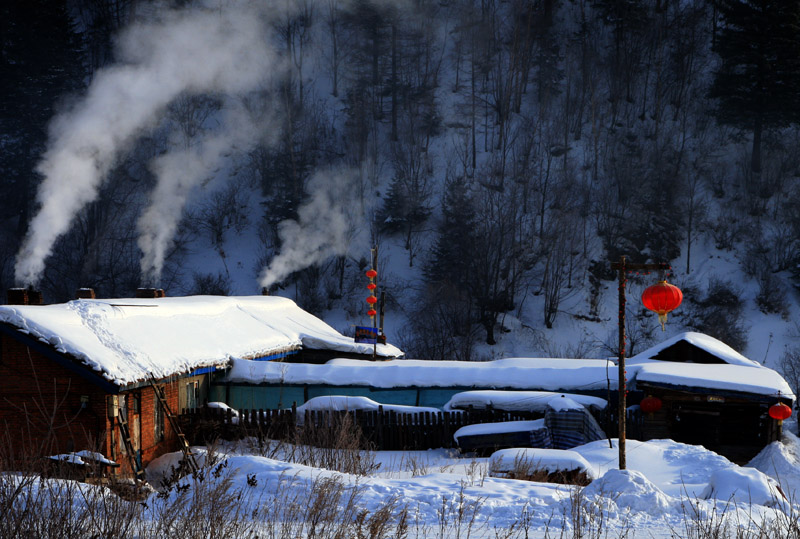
[365,268,378,324]
[639,395,663,414]
[642,280,683,331]
[769,402,792,422]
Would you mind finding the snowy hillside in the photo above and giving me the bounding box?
[3,0,800,381]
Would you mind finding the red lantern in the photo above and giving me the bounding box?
[366,269,378,279]
[640,396,663,414]
[367,283,377,290]
[367,309,377,317]
[366,295,378,304]
[642,280,683,331]
[769,402,792,421]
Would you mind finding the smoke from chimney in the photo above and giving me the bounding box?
[14,2,277,287]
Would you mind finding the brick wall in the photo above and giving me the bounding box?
[0,333,109,460]
[0,331,197,477]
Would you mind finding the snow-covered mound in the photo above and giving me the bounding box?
[700,467,783,507]
[749,428,800,498]
[582,469,675,517]
[0,295,401,386]
[489,448,597,479]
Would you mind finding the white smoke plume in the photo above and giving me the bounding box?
[137,101,269,285]
[259,169,359,289]
[14,1,276,286]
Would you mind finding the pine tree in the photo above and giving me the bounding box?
[709,0,800,174]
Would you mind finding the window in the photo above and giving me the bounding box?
[154,392,164,442]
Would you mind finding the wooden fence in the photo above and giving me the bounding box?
[180,405,546,451]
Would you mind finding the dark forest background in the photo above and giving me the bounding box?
[3,0,800,362]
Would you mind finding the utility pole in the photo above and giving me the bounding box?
[610,256,670,470]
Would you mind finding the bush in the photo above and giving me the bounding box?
[686,278,748,352]
[755,271,790,319]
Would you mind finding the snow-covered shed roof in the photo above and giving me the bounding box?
[634,363,794,401]
[223,356,617,391]
[0,295,402,388]
[628,332,760,367]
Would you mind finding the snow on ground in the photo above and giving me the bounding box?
[136,434,800,537]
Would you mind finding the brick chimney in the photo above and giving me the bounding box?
[7,288,44,305]
[76,288,96,300]
[135,288,165,299]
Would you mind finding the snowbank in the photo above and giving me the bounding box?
[582,469,675,517]
[700,467,783,507]
[0,295,402,386]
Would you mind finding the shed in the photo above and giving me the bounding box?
[627,333,794,463]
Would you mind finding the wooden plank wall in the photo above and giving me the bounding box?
[181,405,545,451]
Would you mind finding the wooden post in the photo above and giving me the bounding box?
[617,255,627,470]
[610,257,671,470]
[371,246,378,360]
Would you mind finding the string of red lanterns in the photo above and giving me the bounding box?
[366,269,378,321]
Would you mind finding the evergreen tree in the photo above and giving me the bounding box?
[709,0,800,174]
[424,177,476,289]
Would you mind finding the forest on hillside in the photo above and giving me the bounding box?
[3,0,800,362]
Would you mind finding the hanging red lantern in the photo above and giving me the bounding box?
[642,280,683,331]
[366,269,378,279]
[639,396,663,414]
[769,402,792,421]
[366,295,378,304]
[367,283,377,290]
[367,309,377,317]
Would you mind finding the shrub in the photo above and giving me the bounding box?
[686,278,748,352]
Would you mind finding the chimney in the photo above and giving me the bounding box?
[76,288,96,300]
[7,288,44,306]
[135,288,165,299]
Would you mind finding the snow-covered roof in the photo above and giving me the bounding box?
[224,356,617,391]
[294,396,440,423]
[634,362,794,400]
[0,295,402,387]
[443,390,607,412]
[628,332,760,367]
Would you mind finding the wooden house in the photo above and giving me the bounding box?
[0,289,401,478]
[627,333,794,463]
